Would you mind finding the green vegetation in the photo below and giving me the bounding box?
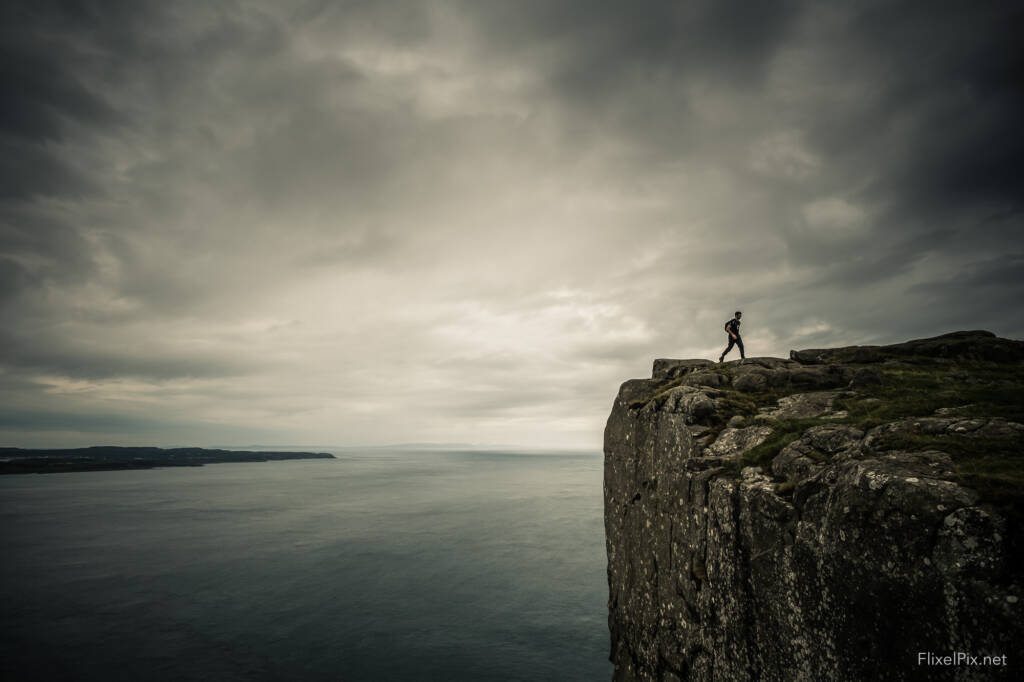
[833,360,1024,427]
[741,418,833,468]
[865,432,1024,505]
[627,358,1024,505]
[834,360,1024,504]
[628,364,821,441]
[774,360,1023,504]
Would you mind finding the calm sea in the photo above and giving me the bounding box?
[0,450,612,681]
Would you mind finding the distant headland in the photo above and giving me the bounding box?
[0,446,335,475]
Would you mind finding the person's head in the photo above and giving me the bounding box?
[735,311,742,319]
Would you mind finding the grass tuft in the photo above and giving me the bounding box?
[741,418,832,468]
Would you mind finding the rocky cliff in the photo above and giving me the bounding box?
[604,331,1023,681]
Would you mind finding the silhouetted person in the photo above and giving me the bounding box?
[719,311,744,362]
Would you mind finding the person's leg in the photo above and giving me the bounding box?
[720,337,735,361]
[736,336,745,359]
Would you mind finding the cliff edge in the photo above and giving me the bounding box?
[604,331,1023,681]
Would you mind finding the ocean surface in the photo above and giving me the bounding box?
[0,450,612,681]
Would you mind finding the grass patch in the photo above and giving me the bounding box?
[866,432,1024,505]
[833,360,1024,505]
[867,433,1021,460]
[732,359,1024,506]
[835,360,1024,428]
[699,388,811,445]
[957,470,1024,506]
[741,418,833,468]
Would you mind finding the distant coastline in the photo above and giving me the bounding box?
[0,446,335,475]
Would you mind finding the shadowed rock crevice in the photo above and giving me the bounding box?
[605,331,1023,681]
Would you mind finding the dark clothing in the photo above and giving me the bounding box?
[721,318,744,359]
[721,334,744,359]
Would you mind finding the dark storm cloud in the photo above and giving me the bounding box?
[396,0,807,167]
[0,328,257,381]
[451,0,803,84]
[906,253,1024,324]
[1,0,1022,447]
[471,0,1024,291]
[0,139,100,200]
[0,407,188,434]
[0,39,119,145]
[0,205,97,297]
[0,2,138,201]
[841,0,1023,209]
[0,407,285,448]
[763,1,1023,288]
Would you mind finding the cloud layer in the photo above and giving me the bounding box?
[2,0,1022,448]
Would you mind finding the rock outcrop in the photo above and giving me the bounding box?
[604,331,1023,681]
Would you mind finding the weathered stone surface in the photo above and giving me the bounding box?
[653,359,715,381]
[770,441,823,482]
[864,416,1024,453]
[727,363,852,393]
[731,371,768,392]
[681,371,729,388]
[605,332,1023,682]
[658,386,718,424]
[801,423,866,457]
[730,357,801,370]
[703,425,773,458]
[758,390,844,420]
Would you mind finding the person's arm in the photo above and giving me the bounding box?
[726,321,737,339]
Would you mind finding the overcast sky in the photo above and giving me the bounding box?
[2,0,1022,449]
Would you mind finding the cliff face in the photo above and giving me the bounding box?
[604,331,1024,681]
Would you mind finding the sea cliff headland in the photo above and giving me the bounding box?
[604,331,1022,681]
